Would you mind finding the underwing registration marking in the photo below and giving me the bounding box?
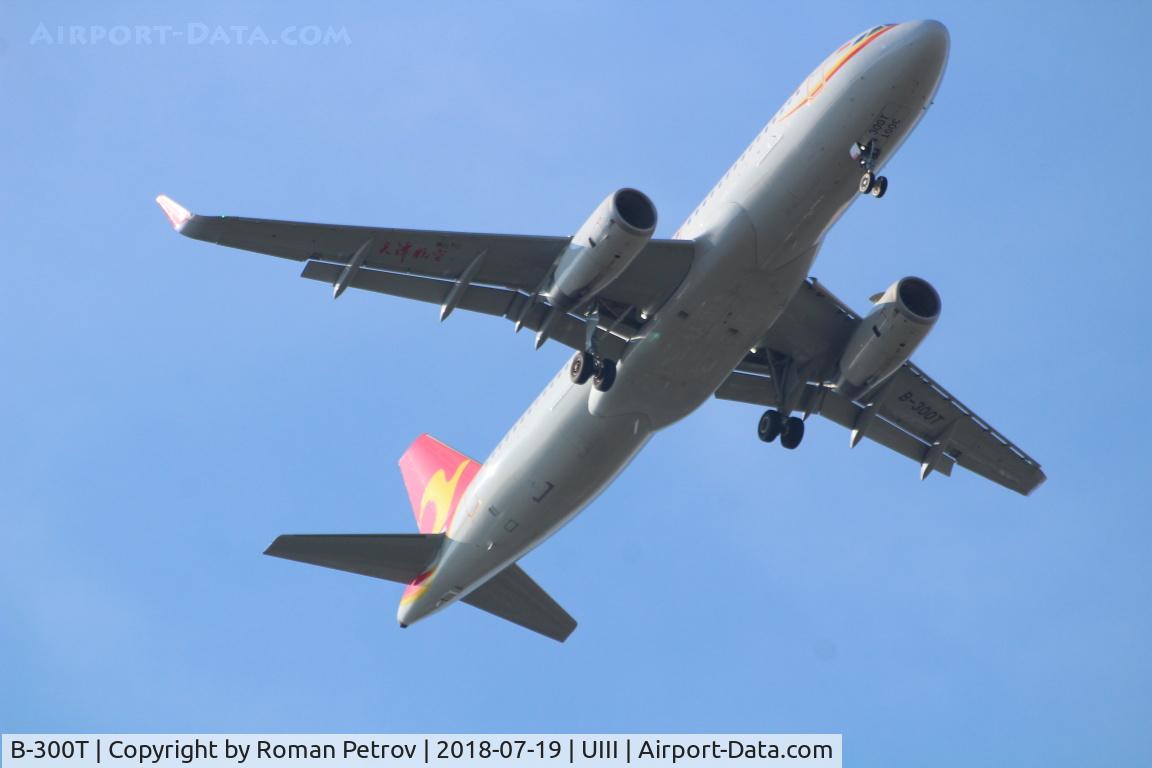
[896,390,947,425]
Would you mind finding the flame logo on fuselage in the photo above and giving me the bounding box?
[401,568,435,605]
[419,459,471,533]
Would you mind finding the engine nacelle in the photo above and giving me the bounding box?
[834,276,941,399]
[544,188,657,309]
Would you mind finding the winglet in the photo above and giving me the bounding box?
[155,194,193,232]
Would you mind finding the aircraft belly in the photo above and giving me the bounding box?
[432,371,652,604]
[591,81,897,433]
[588,205,819,429]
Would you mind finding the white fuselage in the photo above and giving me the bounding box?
[398,20,950,627]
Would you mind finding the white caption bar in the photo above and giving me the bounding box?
[3,735,840,768]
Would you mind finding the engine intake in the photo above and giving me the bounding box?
[613,188,658,231]
[545,188,657,309]
[895,276,941,321]
[834,277,941,399]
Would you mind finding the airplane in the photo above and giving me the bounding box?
[157,20,1044,642]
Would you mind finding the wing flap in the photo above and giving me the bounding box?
[264,533,444,584]
[462,563,577,642]
[806,385,955,477]
[301,260,517,316]
[299,260,629,360]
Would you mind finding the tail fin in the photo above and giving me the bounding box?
[398,434,481,534]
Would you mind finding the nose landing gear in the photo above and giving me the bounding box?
[855,139,888,198]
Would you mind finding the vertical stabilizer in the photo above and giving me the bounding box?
[397,434,481,534]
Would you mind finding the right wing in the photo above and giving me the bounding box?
[716,278,1046,495]
[157,195,694,359]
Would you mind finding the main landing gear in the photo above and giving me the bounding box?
[570,305,618,392]
[855,139,888,198]
[754,351,810,449]
[570,350,617,392]
[758,409,805,449]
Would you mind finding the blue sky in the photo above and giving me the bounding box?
[2,1,1150,765]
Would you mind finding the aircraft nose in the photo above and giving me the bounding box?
[899,19,950,73]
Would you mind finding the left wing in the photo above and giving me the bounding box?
[716,278,1046,495]
[157,195,694,358]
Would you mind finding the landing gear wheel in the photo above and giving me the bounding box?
[780,416,805,449]
[592,359,617,392]
[859,170,875,195]
[870,176,888,198]
[569,351,594,385]
[757,410,784,443]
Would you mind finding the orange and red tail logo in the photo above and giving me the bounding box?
[398,434,481,534]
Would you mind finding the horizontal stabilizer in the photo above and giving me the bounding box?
[266,534,576,641]
[463,563,577,642]
[264,533,444,584]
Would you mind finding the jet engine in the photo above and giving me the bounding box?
[834,276,941,399]
[544,188,657,309]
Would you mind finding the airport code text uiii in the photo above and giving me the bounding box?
[3,737,840,766]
